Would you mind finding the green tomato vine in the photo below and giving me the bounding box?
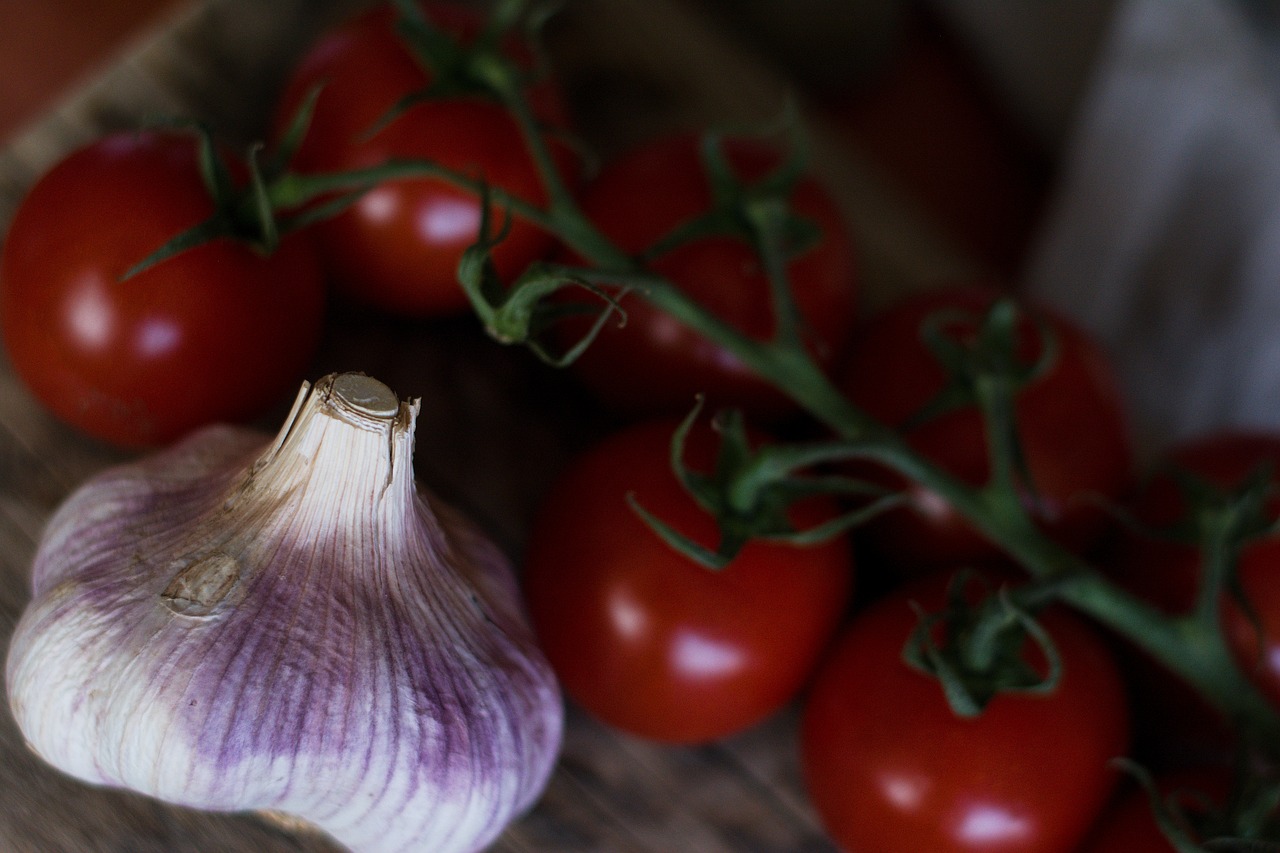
[387,0,1280,750]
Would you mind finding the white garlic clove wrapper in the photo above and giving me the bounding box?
[5,373,564,853]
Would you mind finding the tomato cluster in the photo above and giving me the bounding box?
[5,2,1280,851]
[272,1,573,318]
[1,0,567,448]
[525,233,1280,846]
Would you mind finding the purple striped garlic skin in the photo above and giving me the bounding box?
[5,374,563,853]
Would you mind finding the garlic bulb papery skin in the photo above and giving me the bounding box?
[5,373,564,853]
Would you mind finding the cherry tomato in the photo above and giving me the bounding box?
[275,1,569,317]
[0,130,325,449]
[839,285,1134,572]
[801,568,1129,852]
[522,417,853,743]
[555,132,858,419]
[1103,432,1280,727]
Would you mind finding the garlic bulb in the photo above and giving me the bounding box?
[5,373,563,853]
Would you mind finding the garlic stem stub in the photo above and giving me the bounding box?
[5,373,564,853]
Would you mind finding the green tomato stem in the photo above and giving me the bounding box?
[408,27,1280,742]
[681,322,1280,737]
[263,161,554,231]
[588,232,1280,739]
[743,196,806,353]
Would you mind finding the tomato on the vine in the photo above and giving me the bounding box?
[839,285,1134,572]
[1103,432,1280,731]
[801,567,1129,852]
[521,417,853,744]
[274,1,570,318]
[555,132,858,419]
[0,130,325,449]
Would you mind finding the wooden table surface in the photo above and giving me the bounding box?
[0,1,984,850]
[0,0,184,142]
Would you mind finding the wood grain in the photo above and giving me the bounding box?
[0,0,980,849]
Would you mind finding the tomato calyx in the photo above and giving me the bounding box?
[638,122,825,353]
[120,119,292,278]
[124,91,560,282]
[1155,458,1279,547]
[123,99,397,278]
[907,297,1059,427]
[627,401,900,568]
[1123,459,1280,627]
[1190,465,1280,650]
[1116,758,1280,851]
[902,569,1065,717]
[640,122,819,262]
[380,0,554,129]
[909,297,1061,512]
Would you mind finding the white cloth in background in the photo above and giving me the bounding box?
[1023,0,1280,454]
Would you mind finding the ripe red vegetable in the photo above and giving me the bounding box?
[801,567,1130,852]
[0,130,325,448]
[522,417,853,743]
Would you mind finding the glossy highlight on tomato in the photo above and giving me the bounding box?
[522,417,853,743]
[801,568,1129,852]
[840,285,1134,572]
[556,132,858,419]
[0,130,326,449]
[275,1,569,317]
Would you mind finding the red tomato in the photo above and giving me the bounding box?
[801,568,1129,852]
[1103,432,1280,719]
[0,131,325,449]
[522,417,853,743]
[839,285,1134,572]
[275,1,568,317]
[555,132,858,419]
